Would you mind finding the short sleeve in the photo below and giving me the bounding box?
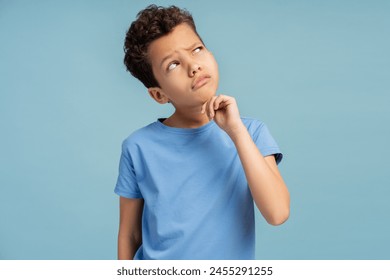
[251,121,283,165]
[114,141,143,199]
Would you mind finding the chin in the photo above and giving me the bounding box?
[197,92,215,104]
[203,86,218,97]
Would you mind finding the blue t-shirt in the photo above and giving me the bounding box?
[114,117,282,260]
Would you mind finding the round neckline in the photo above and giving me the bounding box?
[154,118,216,134]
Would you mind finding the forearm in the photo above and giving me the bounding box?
[202,94,290,224]
[118,231,142,260]
[229,124,290,225]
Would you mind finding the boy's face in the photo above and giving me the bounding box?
[147,23,219,110]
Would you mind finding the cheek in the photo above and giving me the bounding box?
[206,54,218,71]
[209,56,219,78]
[164,75,188,92]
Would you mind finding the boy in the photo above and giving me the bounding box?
[115,5,290,260]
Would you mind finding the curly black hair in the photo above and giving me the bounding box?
[123,5,203,88]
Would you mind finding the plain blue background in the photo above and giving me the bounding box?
[1,0,389,259]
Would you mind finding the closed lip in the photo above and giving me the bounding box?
[192,74,211,90]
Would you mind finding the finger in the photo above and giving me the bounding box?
[201,102,207,114]
[208,96,218,119]
[213,94,228,110]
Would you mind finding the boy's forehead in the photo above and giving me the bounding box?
[148,24,202,64]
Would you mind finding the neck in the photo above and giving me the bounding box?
[163,107,210,128]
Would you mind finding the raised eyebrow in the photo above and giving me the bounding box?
[184,42,203,51]
[159,42,203,69]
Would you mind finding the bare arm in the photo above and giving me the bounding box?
[203,95,290,225]
[230,128,290,225]
[118,197,143,259]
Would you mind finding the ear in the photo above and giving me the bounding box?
[148,87,170,104]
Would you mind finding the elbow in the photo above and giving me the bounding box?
[266,208,290,226]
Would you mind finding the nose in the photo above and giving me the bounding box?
[188,61,201,77]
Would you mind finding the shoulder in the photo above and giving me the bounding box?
[240,116,264,126]
[121,122,158,151]
[241,117,283,163]
[240,117,266,134]
[240,117,278,146]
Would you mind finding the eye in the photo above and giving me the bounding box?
[193,46,203,54]
[167,61,179,71]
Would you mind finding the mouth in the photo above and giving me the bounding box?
[192,74,211,90]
